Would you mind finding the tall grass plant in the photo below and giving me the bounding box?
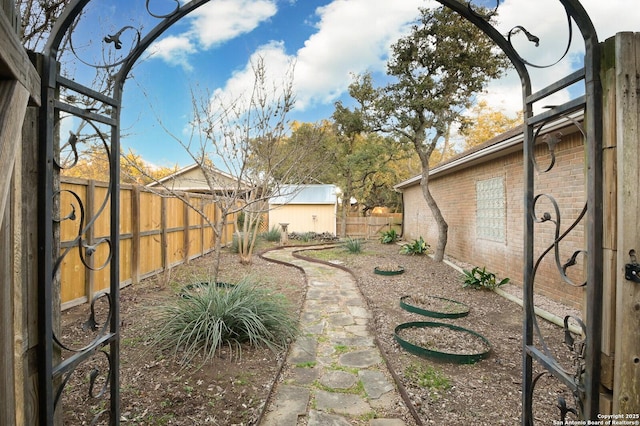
[152,277,298,366]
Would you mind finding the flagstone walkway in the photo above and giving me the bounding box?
[260,247,415,426]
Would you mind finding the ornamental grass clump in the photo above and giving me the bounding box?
[261,226,281,242]
[153,277,298,366]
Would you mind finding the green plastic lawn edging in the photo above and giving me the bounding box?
[373,266,405,275]
[399,295,470,319]
[394,321,491,364]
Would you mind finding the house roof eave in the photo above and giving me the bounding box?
[394,110,584,191]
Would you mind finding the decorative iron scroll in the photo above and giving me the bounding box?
[40,1,218,424]
[435,1,603,424]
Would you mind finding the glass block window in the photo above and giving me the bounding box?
[476,177,505,242]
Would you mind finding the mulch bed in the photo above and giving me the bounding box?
[58,240,580,425]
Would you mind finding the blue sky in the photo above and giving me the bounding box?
[70,0,640,168]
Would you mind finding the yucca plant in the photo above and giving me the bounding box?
[261,226,281,242]
[344,237,363,253]
[152,277,299,366]
[300,232,314,243]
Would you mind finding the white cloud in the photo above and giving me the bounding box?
[188,0,277,49]
[211,40,294,107]
[149,0,276,68]
[148,35,197,71]
[210,0,429,112]
[293,0,429,109]
[480,0,640,116]
[149,0,640,119]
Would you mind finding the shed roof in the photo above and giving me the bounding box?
[270,184,338,205]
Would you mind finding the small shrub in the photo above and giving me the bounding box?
[462,266,510,290]
[379,229,399,244]
[344,237,363,253]
[261,226,281,242]
[400,237,429,255]
[405,362,451,390]
[405,362,451,400]
[300,232,313,243]
[152,277,299,366]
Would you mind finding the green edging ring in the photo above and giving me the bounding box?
[399,295,470,319]
[374,266,405,275]
[394,321,491,364]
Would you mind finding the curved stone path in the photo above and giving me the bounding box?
[260,247,414,426]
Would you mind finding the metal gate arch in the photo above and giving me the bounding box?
[435,1,603,424]
[39,1,217,424]
[39,0,603,424]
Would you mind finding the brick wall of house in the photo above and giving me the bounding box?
[400,128,586,310]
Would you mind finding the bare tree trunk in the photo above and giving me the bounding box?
[340,196,348,238]
[211,220,224,280]
[420,173,448,262]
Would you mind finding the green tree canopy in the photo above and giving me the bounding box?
[359,6,510,261]
[460,101,522,151]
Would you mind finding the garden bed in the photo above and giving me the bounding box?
[394,321,491,364]
[60,241,576,425]
[399,294,469,318]
[309,242,577,425]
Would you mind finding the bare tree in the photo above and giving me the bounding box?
[149,57,327,276]
[17,0,71,51]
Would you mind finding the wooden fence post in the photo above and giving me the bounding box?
[599,35,618,413]
[161,196,168,274]
[131,186,140,285]
[614,31,640,414]
[183,194,190,263]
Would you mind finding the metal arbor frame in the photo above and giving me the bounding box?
[38,1,215,424]
[38,0,602,424]
[435,1,602,424]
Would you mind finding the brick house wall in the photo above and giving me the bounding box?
[397,119,586,310]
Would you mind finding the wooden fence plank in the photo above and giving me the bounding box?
[58,179,228,308]
[601,57,618,362]
[614,32,640,414]
[0,81,29,230]
[131,186,140,284]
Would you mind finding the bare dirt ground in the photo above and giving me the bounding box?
[60,240,578,425]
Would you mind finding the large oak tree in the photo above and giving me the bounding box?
[364,6,510,261]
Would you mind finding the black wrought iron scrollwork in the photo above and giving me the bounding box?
[558,396,580,423]
[58,131,80,170]
[507,9,573,69]
[53,346,114,425]
[41,2,222,424]
[103,26,136,50]
[54,293,112,353]
[465,1,499,20]
[146,0,181,19]
[69,21,141,69]
[38,0,602,424]
[436,1,602,424]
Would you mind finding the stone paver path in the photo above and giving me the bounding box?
[260,247,413,426]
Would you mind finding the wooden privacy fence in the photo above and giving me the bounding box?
[59,177,234,310]
[337,213,402,239]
